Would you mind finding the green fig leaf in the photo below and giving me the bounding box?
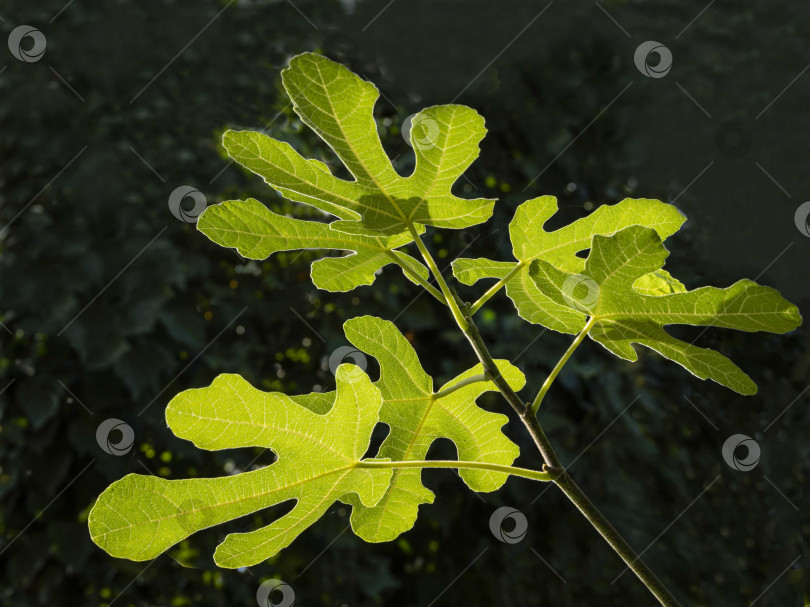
[198,198,428,291]
[340,315,524,542]
[222,52,495,238]
[528,225,802,394]
[452,196,686,332]
[89,367,392,568]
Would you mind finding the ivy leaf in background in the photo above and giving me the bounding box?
[452,196,686,332]
[529,225,802,394]
[89,367,393,568]
[198,198,429,291]
[223,52,495,239]
[341,315,524,542]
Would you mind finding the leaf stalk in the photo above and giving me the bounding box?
[385,250,445,302]
[355,459,551,483]
[407,223,470,331]
[431,373,488,400]
[530,315,597,415]
[468,260,527,314]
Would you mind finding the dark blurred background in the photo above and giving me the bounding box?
[0,1,808,605]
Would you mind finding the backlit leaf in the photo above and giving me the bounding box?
[340,315,524,542]
[198,198,428,292]
[223,52,495,238]
[89,367,392,568]
[528,225,802,394]
[452,196,686,332]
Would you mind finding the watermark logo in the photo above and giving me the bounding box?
[634,41,672,79]
[96,418,135,456]
[561,274,600,312]
[328,346,368,383]
[256,579,295,607]
[460,230,478,246]
[722,434,760,471]
[489,506,528,544]
[168,185,207,223]
[714,121,753,158]
[793,201,810,237]
[402,113,440,150]
[8,25,47,63]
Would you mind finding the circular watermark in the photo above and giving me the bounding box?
[634,41,672,79]
[722,434,761,472]
[96,418,135,456]
[793,201,810,237]
[489,506,528,544]
[256,579,295,607]
[168,185,207,223]
[402,113,440,150]
[561,274,600,312]
[328,346,368,383]
[714,121,753,158]
[8,25,47,63]
[459,230,478,246]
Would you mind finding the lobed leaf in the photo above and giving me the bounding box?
[222,52,495,240]
[340,315,524,542]
[89,367,392,568]
[198,198,428,291]
[528,225,802,394]
[452,196,686,332]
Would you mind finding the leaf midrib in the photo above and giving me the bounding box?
[220,467,354,564]
[91,464,356,539]
[229,135,403,225]
[171,409,352,462]
[311,60,409,227]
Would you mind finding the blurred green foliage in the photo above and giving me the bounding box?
[0,1,807,606]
